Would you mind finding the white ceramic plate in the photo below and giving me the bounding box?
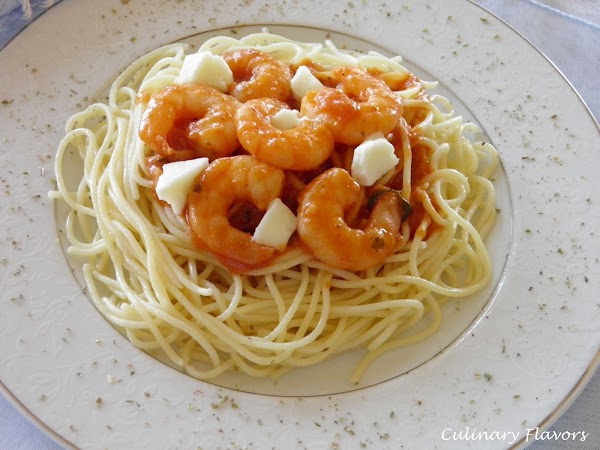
[1,0,599,449]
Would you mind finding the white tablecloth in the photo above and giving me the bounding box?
[1,0,598,449]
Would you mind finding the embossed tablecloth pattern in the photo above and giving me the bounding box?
[0,0,599,449]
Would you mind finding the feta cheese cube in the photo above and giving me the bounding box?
[251,198,297,250]
[291,65,325,100]
[155,157,209,215]
[271,108,303,130]
[351,134,399,186]
[176,52,233,92]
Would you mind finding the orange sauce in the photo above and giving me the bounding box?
[368,69,420,92]
[409,145,439,239]
[389,132,438,238]
[142,57,441,271]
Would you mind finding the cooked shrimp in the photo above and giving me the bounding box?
[187,155,285,272]
[139,84,240,160]
[222,48,292,102]
[236,98,335,171]
[297,168,402,271]
[302,66,402,146]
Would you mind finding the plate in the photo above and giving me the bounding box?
[1,0,599,449]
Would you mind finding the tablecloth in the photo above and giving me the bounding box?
[0,0,598,449]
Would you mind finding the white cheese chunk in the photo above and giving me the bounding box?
[291,65,325,100]
[176,52,233,92]
[155,157,209,215]
[271,109,303,130]
[251,198,297,251]
[351,134,399,186]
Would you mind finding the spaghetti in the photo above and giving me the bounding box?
[51,32,498,383]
